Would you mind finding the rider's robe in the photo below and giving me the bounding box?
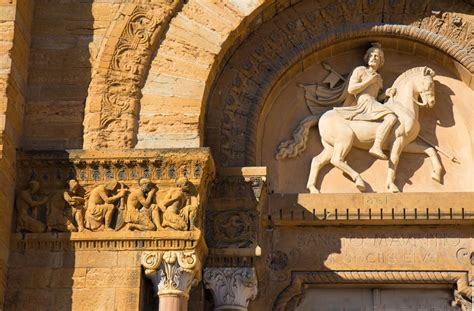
[303,66,393,121]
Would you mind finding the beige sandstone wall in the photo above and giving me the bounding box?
[136,0,268,149]
[0,0,33,306]
[22,1,121,150]
[5,240,142,311]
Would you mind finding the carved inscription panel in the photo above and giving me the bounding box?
[271,226,473,271]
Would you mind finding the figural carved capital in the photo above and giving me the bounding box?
[141,250,202,299]
[203,267,258,310]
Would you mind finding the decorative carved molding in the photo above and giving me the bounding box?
[18,149,213,185]
[203,267,257,310]
[207,167,265,249]
[142,250,202,298]
[273,270,472,311]
[268,192,474,226]
[11,230,202,252]
[83,2,181,149]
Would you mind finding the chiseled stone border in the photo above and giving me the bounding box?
[273,270,471,311]
[10,230,204,252]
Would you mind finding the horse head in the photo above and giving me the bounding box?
[415,67,436,108]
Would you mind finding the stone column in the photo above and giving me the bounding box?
[142,251,202,311]
[203,267,258,311]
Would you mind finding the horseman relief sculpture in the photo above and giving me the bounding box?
[276,43,456,193]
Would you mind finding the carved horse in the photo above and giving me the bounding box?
[276,67,443,193]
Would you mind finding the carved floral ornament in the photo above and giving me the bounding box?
[203,267,258,310]
[83,2,180,149]
[141,250,202,298]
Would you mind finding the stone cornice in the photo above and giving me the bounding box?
[17,148,215,186]
[10,230,207,252]
[269,192,474,226]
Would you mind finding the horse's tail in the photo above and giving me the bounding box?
[275,114,320,160]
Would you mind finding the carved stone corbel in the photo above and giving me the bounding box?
[141,250,202,299]
[203,267,257,311]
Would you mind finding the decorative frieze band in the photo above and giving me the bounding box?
[14,149,214,235]
[11,230,203,252]
[269,192,474,226]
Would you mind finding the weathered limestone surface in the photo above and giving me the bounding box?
[136,0,267,149]
[6,234,145,310]
[0,0,33,306]
[23,1,120,150]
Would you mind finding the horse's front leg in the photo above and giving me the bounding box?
[306,146,333,193]
[403,139,444,183]
[386,136,405,193]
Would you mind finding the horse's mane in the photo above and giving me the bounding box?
[392,66,432,89]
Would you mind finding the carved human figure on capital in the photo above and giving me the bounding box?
[46,179,86,232]
[85,179,127,231]
[159,177,199,231]
[15,180,48,233]
[119,178,160,231]
[276,43,453,193]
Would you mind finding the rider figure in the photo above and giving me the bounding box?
[335,43,397,160]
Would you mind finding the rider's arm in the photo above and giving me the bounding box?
[347,67,376,95]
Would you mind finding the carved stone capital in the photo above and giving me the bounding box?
[141,250,202,299]
[203,267,257,310]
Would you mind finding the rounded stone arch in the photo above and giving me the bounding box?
[201,0,474,168]
[83,0,473,154]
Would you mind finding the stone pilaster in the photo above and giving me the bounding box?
[203,267,257,311]
[142,250,203,311]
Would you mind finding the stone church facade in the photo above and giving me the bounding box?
[0,0,473,310]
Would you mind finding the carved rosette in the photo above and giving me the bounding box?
[141,250,202,299]
[203,267,257,310]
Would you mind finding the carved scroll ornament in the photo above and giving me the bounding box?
[83,2,180,149]
[141,250,202,298]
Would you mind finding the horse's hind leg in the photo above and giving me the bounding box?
[403,139,443,183]
[386,136,405,193]
[330,142,366,192]
[306,143,333,193]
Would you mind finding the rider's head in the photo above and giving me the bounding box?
[364,42,384,70]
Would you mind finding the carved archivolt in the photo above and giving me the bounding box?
[83,2,180,149]
[273,270,472,311]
